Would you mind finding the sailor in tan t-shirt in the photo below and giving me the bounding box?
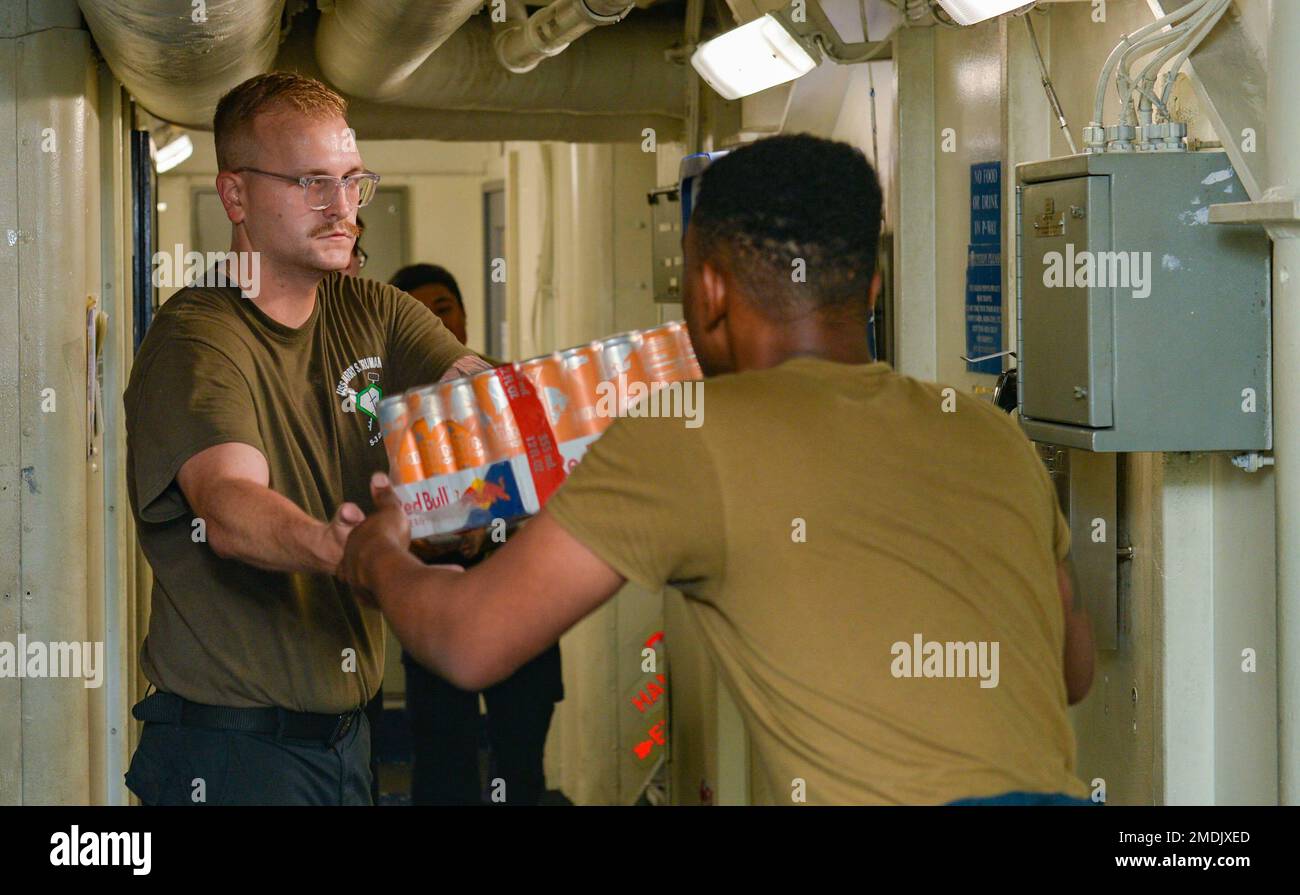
[342,134,1096,805]
[123,72,487,806]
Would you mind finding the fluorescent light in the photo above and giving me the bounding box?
[935,0,1030,25]
[691,14,819,101]
[155,133,193,173]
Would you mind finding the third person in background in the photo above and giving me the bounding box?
[388,262,564,806]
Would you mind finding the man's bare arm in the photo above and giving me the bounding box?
[1058,558,1095,705]
[177,442,364,576]
[346,474,625,690]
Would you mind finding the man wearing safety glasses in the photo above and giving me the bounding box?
[122,72,488,805]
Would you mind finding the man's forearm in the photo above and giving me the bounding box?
[203,479,335,575]
[363,542,474,685]
[439,354,493,381]
[343,499,625,693]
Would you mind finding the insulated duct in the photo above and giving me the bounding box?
[79,0,687,141]
[314,10,684,119]
[314,0,486,102]
[276,19,683,142]
[77,0,285,129]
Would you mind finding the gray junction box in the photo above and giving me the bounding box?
[1015,151,1272,452]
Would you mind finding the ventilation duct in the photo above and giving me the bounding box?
[315,8,684,119]
[79,0,687,141]
[77,0,285,129]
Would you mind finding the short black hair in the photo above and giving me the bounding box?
[389,263,464,311]
[690,134,882,320]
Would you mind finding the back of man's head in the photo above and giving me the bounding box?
[690,134,882,322]
[214,72,348,172]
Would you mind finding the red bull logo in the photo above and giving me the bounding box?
[458,476,512,510]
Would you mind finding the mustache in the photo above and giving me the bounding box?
[311,221,361,238]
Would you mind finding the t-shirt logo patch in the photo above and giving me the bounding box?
[336,355,385,446]
[356,382,383,422]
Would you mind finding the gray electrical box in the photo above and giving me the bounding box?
[1016,151,1271,452]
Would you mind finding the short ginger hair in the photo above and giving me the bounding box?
[213,72,349,171]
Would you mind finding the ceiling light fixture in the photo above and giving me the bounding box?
[934,0,1035,26]
[690,0,891,101]
[153,132,193,173]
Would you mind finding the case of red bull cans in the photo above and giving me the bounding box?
[379,321,703,541]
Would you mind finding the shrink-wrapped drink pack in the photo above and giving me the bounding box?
[379,321,702,541]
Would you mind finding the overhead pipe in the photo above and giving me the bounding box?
[77,0,284,129]
[314,0,485,102]
[274,22,683,142]
[493,0,635,74]
[79,0,686,141]
[305,13,684,118]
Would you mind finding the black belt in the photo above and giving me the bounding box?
[132,690,364,747]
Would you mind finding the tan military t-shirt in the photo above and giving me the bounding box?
[125,272,471,714]
[545,355,1085,805]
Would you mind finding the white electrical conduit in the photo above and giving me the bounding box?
[1090,0,1208,128]
[1130,0,1221,108]
[1115,26,1189,124]
[494,0,635,74]
[1130,0,1226,125]
[77,0,285,129]
[1130,0,1228,126]
[1156,0,1231,109]
[1120,31,1191,124]
[1094,0,1208,125]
